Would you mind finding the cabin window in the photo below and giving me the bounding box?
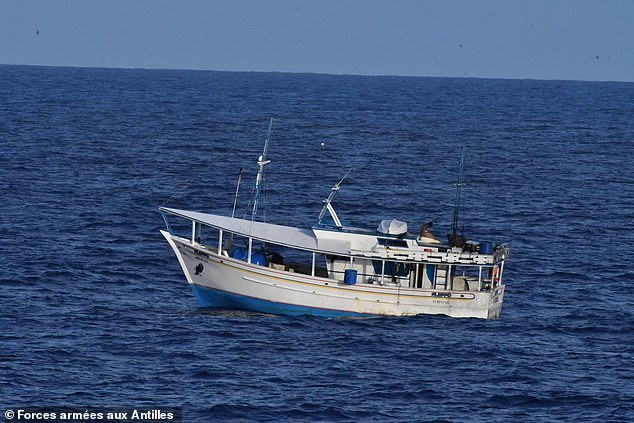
[371,260,410,277]
[377,238,408,248]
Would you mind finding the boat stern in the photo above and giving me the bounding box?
[486,284,505,319]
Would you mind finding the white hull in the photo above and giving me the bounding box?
[162,231,505,319]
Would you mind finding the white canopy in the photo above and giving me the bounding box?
[161,207,351,255]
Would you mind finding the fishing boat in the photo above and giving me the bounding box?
[160,120,510,319]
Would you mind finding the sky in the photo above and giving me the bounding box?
[1,0,633,82]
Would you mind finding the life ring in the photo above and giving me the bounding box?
[491,265,499,283]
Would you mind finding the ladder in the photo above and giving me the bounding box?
[434,265,449,290]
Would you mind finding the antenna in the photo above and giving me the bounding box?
[251,117,274,222]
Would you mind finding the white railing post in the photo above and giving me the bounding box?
[478,266,482,291]
[248,237,253,264]
[414,263,419,288]
[381,260,385,284]
[311,252,316,277]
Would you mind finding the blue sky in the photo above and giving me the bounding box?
[1,0,633,81]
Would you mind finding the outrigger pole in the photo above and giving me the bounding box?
[251,117,274,222]
[316,168,351,228]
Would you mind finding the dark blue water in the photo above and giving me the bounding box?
[1,65,633,422]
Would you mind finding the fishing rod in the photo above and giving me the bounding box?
[225,166,244,249]
[231,167,244,219]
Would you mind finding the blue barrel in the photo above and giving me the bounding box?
[230,247,247,260]
[480,242,493,254]
[344,269,357,285]
[251,252,268,266]
[230,247,268,266]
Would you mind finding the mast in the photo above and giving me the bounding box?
[448,146,467,247]
[251,117,274,222]
[452,146,466,236]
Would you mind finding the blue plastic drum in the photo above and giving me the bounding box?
[480,242,493,254]
[344,269,358,285]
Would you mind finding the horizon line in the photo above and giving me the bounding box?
[2,62,632,84]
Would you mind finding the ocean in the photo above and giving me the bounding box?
[1,65,633,422]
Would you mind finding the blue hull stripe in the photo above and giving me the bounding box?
[190,284,373,317]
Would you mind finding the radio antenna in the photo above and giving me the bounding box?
[251,117,274,222]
